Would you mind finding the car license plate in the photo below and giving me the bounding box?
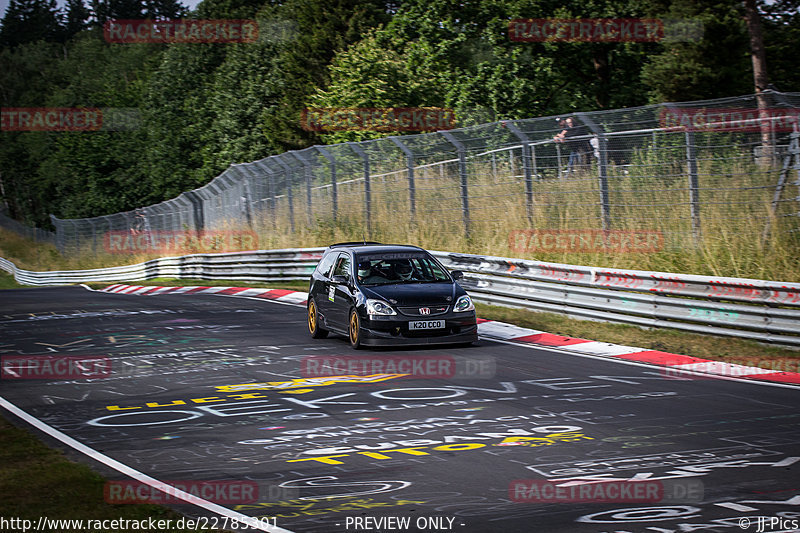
[409,320,445,330]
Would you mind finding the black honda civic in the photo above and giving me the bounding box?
[307,242,478,349]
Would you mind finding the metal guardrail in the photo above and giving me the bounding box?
[0,249,325,287]
[432,252,800,346]
[2,248,799,347]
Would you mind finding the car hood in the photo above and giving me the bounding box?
[360,282,463,306]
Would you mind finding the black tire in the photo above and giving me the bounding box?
[307,299,328,339]
[348,309,363,350]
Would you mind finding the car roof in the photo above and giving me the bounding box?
[326,242,426,254]
[328,241,383,250]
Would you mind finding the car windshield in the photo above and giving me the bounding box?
[355,252,451,285]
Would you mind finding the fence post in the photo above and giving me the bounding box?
[274,156,295,233]
[141,207,157,251]
[555,143,563,178]
[292,151,314,227]
[577,112,611,230]
[791,126,800,220]
[255,159,278,230]
[49,214,64,254]
[252,161,277,229]
[440,131,471,239]
[503,121,534,223]
[315,146,337,223]
[685,129,702,243]
[231,165,254,230]
[389,137,416,219]
[348,142,371,237]
[762,128,797,244]
[70,218,80,254]
[182,191,205,233]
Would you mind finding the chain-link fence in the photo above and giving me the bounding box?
[37,91,800,257]
[0,208,56,245]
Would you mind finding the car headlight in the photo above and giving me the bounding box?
[366,299,396,316]
[454,295,474,312]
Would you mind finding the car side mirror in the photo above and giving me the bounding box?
[451,270,464,280]
[331,274,349,285]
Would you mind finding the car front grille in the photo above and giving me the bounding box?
[397,305,450,317]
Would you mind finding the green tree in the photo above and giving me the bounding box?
[90,0,145,26]
[761,0,800,92]
[0,0,63,47]
[260,0,392,152]
[0,40,68,224]
[310,0,657,143]
[63,0,90,40]
[139,0,276,193]
[34,33,162,220]
[640,0,752,102]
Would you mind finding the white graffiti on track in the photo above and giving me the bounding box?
[526,446,785,477]
[577,494,800,532]
[547,454,799,485]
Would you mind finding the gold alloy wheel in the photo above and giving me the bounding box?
[308,299,327,338]
[308,301,316,333]
[349,310,361,349]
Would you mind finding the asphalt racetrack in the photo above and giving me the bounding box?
[1,286,799,533]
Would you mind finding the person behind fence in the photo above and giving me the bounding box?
[553,116,591,176]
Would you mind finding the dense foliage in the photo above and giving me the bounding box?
[0,0,798,227]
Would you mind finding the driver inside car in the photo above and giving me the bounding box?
[357,261,388,284]
[393,260,419,281]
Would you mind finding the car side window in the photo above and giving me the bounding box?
[332,254,352,279]
[316,252,337,278]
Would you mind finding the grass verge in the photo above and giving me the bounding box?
[475,303,800,370]
[0,270,24,289]
[0,416,228,532]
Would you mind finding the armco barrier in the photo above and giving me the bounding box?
[432,251,800,346]
[1,248,799,346]
[0,248,325,286]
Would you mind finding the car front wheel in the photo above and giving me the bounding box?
[308,299,328,339]
[349,309,362,349]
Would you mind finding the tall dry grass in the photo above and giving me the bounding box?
[246,145,799,281]
[3,143,798,281]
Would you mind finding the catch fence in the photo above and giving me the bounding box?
[0,209,55,245]
[30,91,800,255]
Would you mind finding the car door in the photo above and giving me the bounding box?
[326,252,356,330]
[310,251,337,321]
